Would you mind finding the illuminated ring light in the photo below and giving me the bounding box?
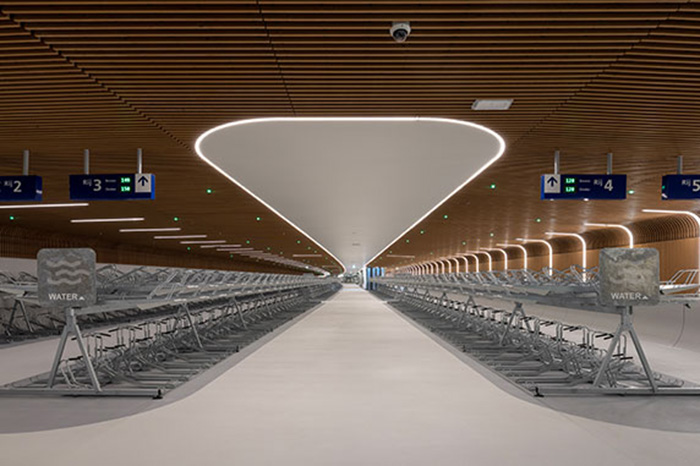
[195,117,506,274]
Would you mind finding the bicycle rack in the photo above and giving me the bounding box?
[372,270,700,396]
[0,266,341,398]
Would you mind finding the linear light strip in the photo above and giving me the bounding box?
[361,119,506,268]
[642,209,700,283]
[546,232,587,280]
[154,235,207,240]
[120,227,182,233]
[195,117,505,274]
[584,223,634,248]
[180,240,226,245]
[516,238,553,275]
[200,244,240,249]
[0,203,88,210]
[72,217,144,223]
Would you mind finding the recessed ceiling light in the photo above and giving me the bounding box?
[120,227,182,233]
[180,240,227,244]
[472,99,513,111]
[154,234,207,240]
[72,217,144,223]
[0,203,88,210]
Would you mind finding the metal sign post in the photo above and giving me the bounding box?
[69,148,155,201]
[37,248,100,392]
[541,152,627,200]
[0,150,43,202]
[595,248,661,391]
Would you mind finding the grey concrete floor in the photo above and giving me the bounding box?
[2,285,700,465]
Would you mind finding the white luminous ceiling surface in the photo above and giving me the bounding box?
[196,118,505,272]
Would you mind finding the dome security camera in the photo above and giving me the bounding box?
[390,22,411,43]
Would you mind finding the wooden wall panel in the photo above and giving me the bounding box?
[0,225,300,274]
[0,2,698,277]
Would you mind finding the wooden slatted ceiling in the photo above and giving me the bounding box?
[0,1,698,274]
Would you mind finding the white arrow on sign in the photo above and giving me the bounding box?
[135,174,153,193]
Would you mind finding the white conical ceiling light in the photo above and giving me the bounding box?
[195,117,505,272]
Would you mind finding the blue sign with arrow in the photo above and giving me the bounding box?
[541,174,626,200]
[0,175,43,202]
[70,173,155,200]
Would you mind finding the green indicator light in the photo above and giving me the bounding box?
[267,247,271,251]
[420,230,425,234]
[430,252,434,255]
[186,246,191,251]
[535,218,542,223]
[121,186,131,192]
[206,188,213,194]
[256,216,261,221]
[406,239,410,243]
[296,240,301,244]
[120,177,131,184]
[462,241,467,245]
[628,189,635,195]
[9,215,15,221]
[489,183,496,189]
[565,186,576,193]
[489,232,495,237]
[565,177,576,184]
[662,185,666,190]
[246,240,250,244]
[443,214,448,219]
[173,216,179,222]
[230,254,234,259]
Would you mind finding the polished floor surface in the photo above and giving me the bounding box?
[1,286,700,465]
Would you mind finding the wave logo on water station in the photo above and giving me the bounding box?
[44,258,91,286]
[37,248,97,307]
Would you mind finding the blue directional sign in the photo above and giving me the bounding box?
[70,174,155,201]
[541,174,626,200]
[662,174,700,200]
[0,175,42,202]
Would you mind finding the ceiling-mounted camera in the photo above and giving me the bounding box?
[390,22,411,43]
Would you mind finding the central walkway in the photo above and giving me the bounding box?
[1,286,700,465]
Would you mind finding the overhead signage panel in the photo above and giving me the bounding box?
[69,173,155,200]
[0,175,42,202]
[541,174,626,200]
[661,174,700,200]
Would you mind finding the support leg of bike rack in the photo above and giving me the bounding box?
[180,304,203,349]
[499,301,525,346]
[47,308,102,392]
[592,306,658,392]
